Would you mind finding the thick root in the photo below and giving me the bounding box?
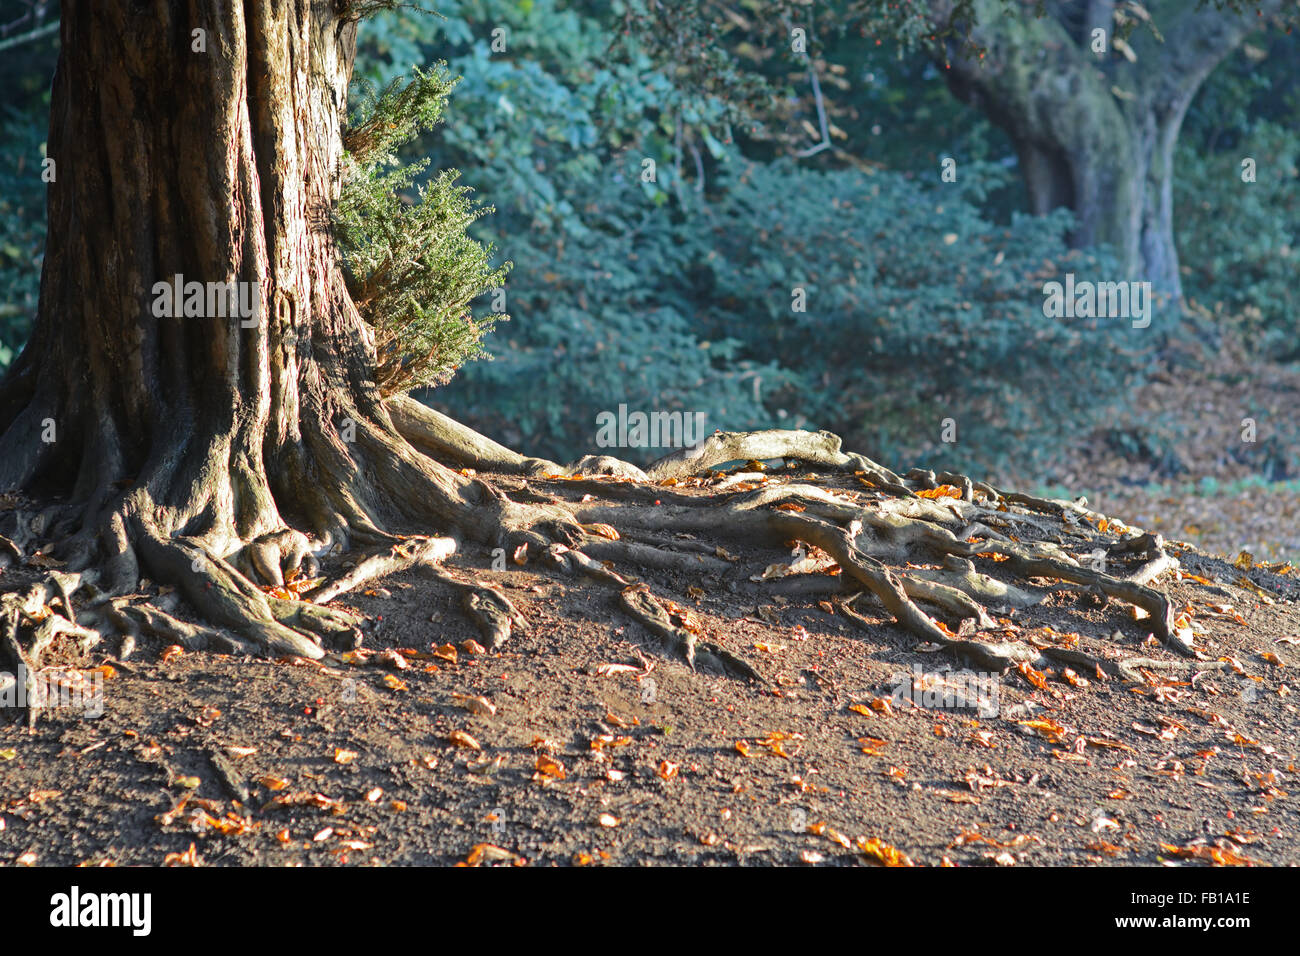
[135,527,329,660]
[423,566,529,650]
[0,410,1212,698]
[645,428,902,483]
[304,534,456,605]
[618,584,764,683]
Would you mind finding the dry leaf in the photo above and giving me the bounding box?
[455,694,497,717]
[858,836,915,867]
[535,754,566,779]
[1160,842,1258,866]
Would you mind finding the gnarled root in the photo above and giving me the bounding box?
[304,535,456,605]
[617,584,764,683]
[422,565,529,650]
[0,397,1215,702]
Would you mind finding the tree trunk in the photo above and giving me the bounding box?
[936,0,1282,307]
[0,0,566,655]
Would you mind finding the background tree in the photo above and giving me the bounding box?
[933,0,1289,305]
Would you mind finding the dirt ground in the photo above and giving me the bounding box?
[1,469,1297,868]
[1008,345,1300,566]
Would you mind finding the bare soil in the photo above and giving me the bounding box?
[2,471,1297,868]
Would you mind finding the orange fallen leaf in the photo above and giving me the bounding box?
[465,843,516,866]
[858,736,888,756]
[535,754,566,779]
[162,843,199,867]
[916,485,961,499]
[1015,662,1050,690]
[1159,842,1258,866]
[858,836,915,867]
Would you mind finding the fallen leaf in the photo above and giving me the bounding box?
[534,754,566,779]
[1159,842,1258,866]
[465,843,517,866]
[858,836,914,867]
[455,694,497,717]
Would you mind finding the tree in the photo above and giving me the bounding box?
[933,0,1289,305]
[0,0,568,661]
[0,0,1220,706]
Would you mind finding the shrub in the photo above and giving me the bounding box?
[693,159,1148,476]
[336,66,509,395]
[1175,120,1299,361]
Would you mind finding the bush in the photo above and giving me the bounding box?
[336,66,509,395]
[1175,120,1299,361]
[429,162,789,464]
[692,160,1148,476]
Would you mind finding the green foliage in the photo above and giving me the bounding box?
[353,1,790,461]
[355,0,1148,473]
[430,163,789,464]
[0,108,48,368]
[1175,32,1300,362]
[336,66,509,395]
[690,160,1146,475]
[1175,121,1299,360]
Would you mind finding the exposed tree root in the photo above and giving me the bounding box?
[390,394,648,480]
[422,566,529,650]
[389,394,564,477]
[644,428,903,484]
[617,584,765,683]
[0,399,1221,716]
[304,535,456,605]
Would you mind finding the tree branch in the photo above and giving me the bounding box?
[0,20,58,53]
